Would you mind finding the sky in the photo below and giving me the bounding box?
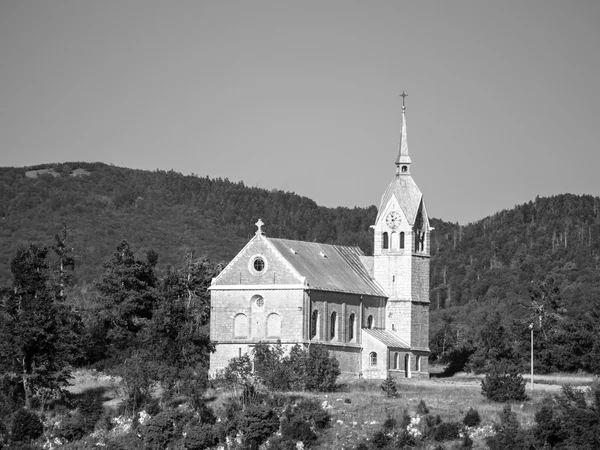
[1,1,599,224]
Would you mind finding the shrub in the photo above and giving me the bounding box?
[380,375,398,398]
[533,385,600,449]
[416,399,430,415]
[281,416,317,446]
[463,407,481,427]
[486,405,531,450]
[56,414,88,442]
[10,408,43,443]
[105,432,144,450]
[183,424,218,450]
[382,415,397,431]
[287,398,331,431]
[141,410,183,449]
[223,354,253,387]
[281,398,330,446]
[238,404,280,450]
[371,429,391,449]
[481,364,526,402]
[433,421,461,442]
[303,345,341,392]
[253,342,292,391]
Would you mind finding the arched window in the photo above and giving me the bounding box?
[367,315,374,329]
[394,352,400,369]
[382,232,389,249]
[311,310,319,339]
[266,313,281,337]
[370,352,377,366]
[415,355,421,372]
[348,313,355,341]
[402,166,408,172]
[233,313,248,338]
[400,232,405,249]
[391,231,398,249]
[330,312,337,340]
[404,354,410,377]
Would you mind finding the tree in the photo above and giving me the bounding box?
[95,240,159,356]
[0,244,77,409]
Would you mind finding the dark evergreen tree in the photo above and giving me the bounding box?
[0,244,77,409]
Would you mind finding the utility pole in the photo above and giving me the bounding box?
[529,323,534,396]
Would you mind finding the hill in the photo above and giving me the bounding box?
[3,162,600,373]
[0,162,376,286]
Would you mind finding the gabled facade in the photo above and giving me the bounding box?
[209,100,430,379]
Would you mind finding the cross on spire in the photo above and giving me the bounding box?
[400,91,408,110]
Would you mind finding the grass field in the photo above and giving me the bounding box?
[284,373,596,449]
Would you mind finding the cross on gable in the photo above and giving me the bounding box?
[255,218,265,235]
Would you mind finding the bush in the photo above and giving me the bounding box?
[433,421,461,441]
[416,399,430,415]
[533,385,600,449]
[183,424,218,450]
[105,432,144,450]
[253,342,292,391]
[10,408,43,443]
[463,407,481,427]
[238,404,280,450]
[382,415,397,431]
[380,375,398,398]
[281,416,317,446]
[303,345,341,392]
[56,414,88,442]
[486,405,531,450]
[371,429,391,449]
[481,364,526,402]
[141,410,184,449]
[281,398,331,446]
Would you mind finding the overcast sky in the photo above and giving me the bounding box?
[1,1,599,224]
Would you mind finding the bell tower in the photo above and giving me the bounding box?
[373,93,431,352]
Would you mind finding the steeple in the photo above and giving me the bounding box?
[395,91,411,176]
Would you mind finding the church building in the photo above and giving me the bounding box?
[209,99,431,379]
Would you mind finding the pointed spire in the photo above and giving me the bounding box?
[395,91,412,176]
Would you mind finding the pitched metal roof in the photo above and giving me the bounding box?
[267,238,387,297]
[362,328,410,349]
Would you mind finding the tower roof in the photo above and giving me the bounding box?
[376,93,425,225]
[375,176,423,225]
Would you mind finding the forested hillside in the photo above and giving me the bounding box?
[429,195,600,374]
[0,162,375,286]
[2,162,600,374]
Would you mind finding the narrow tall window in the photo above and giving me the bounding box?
[394,352,399,369]
[330,312,337,340]
[234,314,248,338]
[370,352,377,366]
[400,232,405,249]
[367,315,373,329]
[382,232,389,249]
[348,313,355,341]
[267,313,281,337]
[311,310,319,339]
[416,355,421,372]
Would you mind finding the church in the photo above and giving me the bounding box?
[209,99,431,379]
